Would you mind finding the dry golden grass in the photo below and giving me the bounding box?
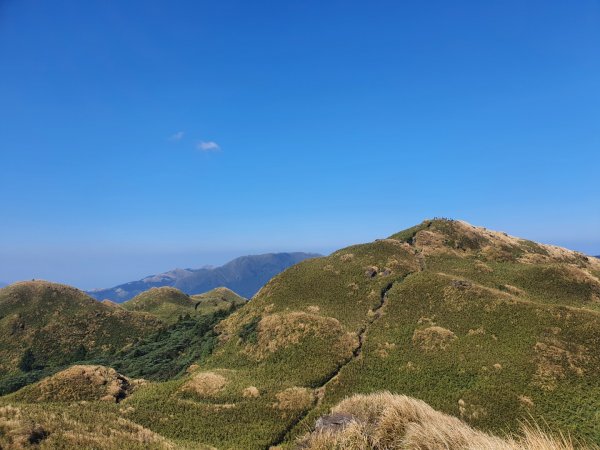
[475,261,493,273]
[375,342,396,359]
[340,253,355,262]
[533,339,588,390]
[412,326,457,352]
[186,363,200,373]
[406,219,596,269]
[180,371,227,398]
[245,312,357,360]
[14,365,138,403]
[0,404,174,449]
[101,299,121,308]
[502,284,526,296]
[242,386,260,398]
[412,230,449,255]
[274,387,314,411]
[0,405,48,449]
[298,392,592,450]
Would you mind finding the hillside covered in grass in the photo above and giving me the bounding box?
[2,219,600,449]
[121,286,245,324]
[0,282,243,397]
[0,281,161,383]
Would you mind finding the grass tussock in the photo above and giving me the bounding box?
[298,392,592,450]
[12,365,137,403]
[412,326,457,352]
[274,387,315,411]
[180,371,227,398]
[245,312,357,360]
[533,339,588,391]
[242,386,260,398]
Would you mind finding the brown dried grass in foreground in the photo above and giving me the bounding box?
[298,392,594,450]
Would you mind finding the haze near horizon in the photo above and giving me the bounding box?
[1,0,598,288]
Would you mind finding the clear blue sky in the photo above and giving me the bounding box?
[1,0,599,289]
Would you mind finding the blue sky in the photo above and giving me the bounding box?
[1,0,599,289]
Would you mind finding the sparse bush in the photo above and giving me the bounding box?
[238,316,261,343]
[18,349,36,372]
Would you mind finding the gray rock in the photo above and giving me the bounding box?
[315,413,356,432]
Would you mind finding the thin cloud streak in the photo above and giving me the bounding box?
[197,141,221,152]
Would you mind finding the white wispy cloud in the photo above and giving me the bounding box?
[197,141,221,152]
[169,131,185,141]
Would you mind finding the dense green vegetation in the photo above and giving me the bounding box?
[122,286,245,324]
[0,305,238,398]
[95,306,236,380]
[0,283,244,397]
[2,219,600,449]
[0,282,161,386]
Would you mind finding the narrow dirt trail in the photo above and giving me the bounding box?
[266,278,403,449]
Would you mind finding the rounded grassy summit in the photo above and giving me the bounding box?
[121,286,245,324]
[0,281,160,378]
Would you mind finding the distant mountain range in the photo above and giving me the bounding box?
[87,252,321,302]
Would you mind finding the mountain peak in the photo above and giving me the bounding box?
[390,218,596,268]
[2,280,91,303]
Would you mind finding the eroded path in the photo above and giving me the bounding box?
[266,277,405,449]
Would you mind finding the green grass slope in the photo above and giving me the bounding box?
[125,218,599,449]
[191,286,247,315]
[0,281,161,379]
[3,220,600,449]
[122,286,245,324]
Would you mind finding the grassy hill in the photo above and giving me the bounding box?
[121,286,245,324]
[0,281,161,379]
[2,219,600,449]
[0,282,245,398]
[192,287,247,314]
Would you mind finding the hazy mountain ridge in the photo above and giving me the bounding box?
[87,252,321,302]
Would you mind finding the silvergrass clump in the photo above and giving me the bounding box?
[298,392,594,450]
